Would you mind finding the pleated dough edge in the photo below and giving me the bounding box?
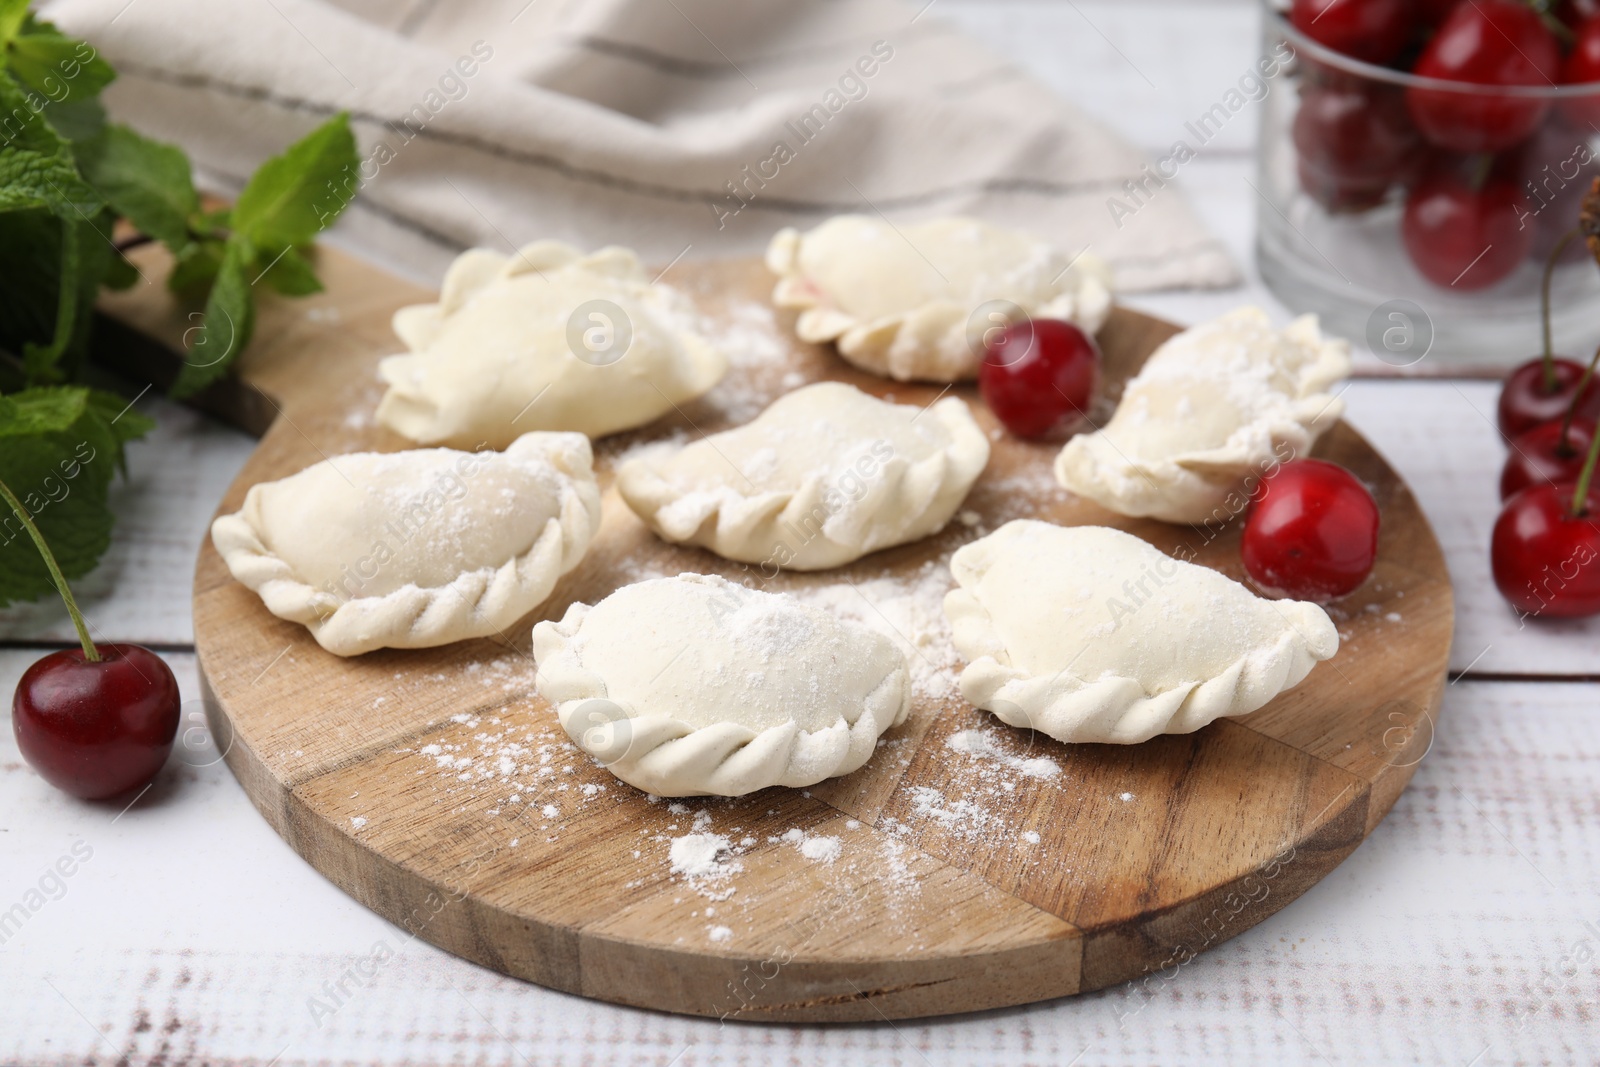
[530,586,913,797]
[210,433,602,657]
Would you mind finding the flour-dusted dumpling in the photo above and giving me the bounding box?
[616,382,989,571]
[376,242,727,448]
[944,521,1339,745]
[212,433,601,657]
[767,215,1113,383]
[533,574,911,797]
[1055,307,1351,524]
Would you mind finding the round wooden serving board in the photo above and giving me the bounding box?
[99,246,1453,1023]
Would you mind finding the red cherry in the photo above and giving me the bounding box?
[1294,80,1422,213]
[1558,0,1600,30]
[978,318,1101,440]
[1401,160,1533,288]
[1417,0,1463,25]
[1500,419,1599,500]
[1241,459,1381,603]
[1496,357,1600,438]
[1560,17,1600,127]
[1406,0,1560,154]
[1291,0,1414,64]
[1491,484,1600,617]
[13,644,181,800]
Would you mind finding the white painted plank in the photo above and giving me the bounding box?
[2,655,1595,1065]
[1341,380,1600,676]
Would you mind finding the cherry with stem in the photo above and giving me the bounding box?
[1497,227,1600,438]
[1492,395,1600,618]
[4,477,181,801]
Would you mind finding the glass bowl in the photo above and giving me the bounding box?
[1256,2,1600,369]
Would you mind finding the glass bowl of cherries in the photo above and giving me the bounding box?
[1257,0,1600,364]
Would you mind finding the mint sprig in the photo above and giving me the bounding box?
[0,0,361,606]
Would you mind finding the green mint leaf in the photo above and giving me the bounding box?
[0,208,62,355]
[0,384,148,607]
[0,383,85,435]
[0,68,68,156]
[84,388,155,444]
[0,0,28,47]
[78,124,197,249]
[0,147,103,217]
[7,33,116,103]
[167,237,223,295]
[171,236,254,398]
[83,387,155,474]
[232,112,357,248]
[44,96,105,145]
[7,210,116,384]
[254,245,322,296]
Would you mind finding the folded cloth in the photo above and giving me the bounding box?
[45,0,1238,291]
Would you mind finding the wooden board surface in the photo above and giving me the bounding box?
[93,244,1454,1023]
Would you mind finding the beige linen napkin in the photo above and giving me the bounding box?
[45,0,1238,291]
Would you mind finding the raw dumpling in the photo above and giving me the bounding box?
[1055,307,1351,524]
[376,242,727,448]
[944,520,1339,744]
[532,574,911,796]
[616,381,989,571]
[767,215,1113,383]
[212,433,601,657]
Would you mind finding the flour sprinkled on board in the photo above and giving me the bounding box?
[696,299,798,423]
[670,833,741,880]
[947,728,1061,779]
[778,827,843,864]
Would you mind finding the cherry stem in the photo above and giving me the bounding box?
[1571,403,1600,519]
[1542,229,1579,391]
[1560,341,1600,454]
[0,476,99,662]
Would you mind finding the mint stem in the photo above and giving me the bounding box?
[1542,229,1579,391]
[0,476,99,661]
[1560,342,1600,454]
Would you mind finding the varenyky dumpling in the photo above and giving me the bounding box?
[212,433,601,656]
[1055,307,1351,524]
[376,242,727,449]
[767,215,1113,383]
[616,382,990,571]
[533,574,911,797]
[944,520,1339,744]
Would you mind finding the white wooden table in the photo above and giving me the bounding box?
[4,2,1598,1064]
